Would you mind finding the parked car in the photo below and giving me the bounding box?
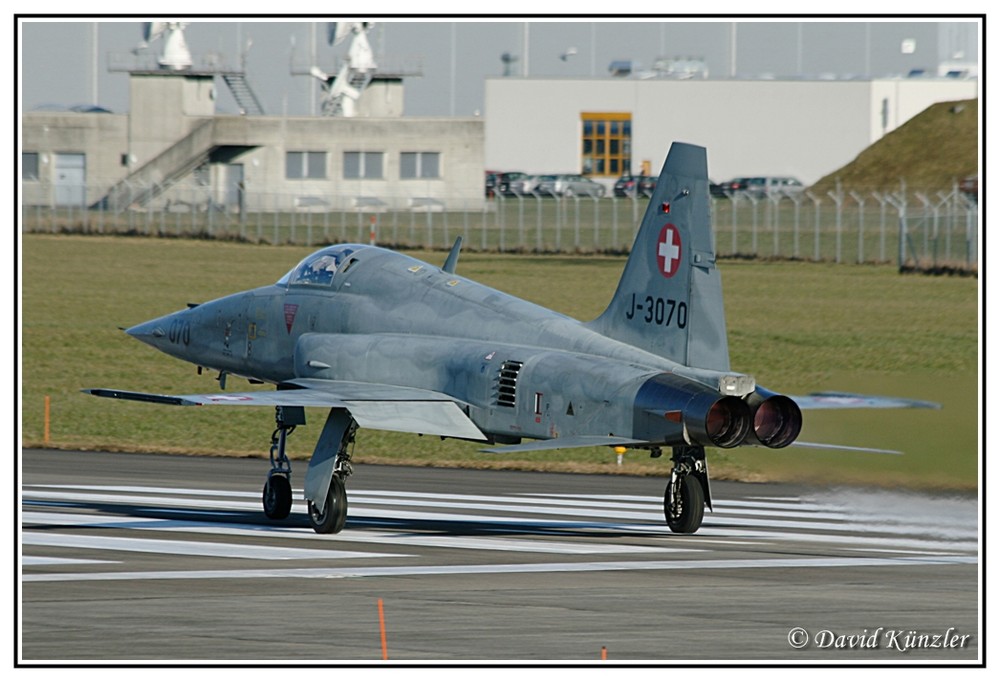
[613,174,657,198]
[720,177,749,195]
[724,176,804,198]
[485,171,500,197]
[535,174,606,198]
[497,172,538,196]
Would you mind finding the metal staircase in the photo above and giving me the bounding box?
[222,73,265,116]
[97,120,216,211]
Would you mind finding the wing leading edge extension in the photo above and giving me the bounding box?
[84,379,486,442]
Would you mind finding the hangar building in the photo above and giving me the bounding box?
[483,76,978,186]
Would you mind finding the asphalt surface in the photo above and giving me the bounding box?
[20,449,980,663]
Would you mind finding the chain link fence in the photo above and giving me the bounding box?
[22,183,978,273]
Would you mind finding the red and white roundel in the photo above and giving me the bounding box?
[656,224,682,278]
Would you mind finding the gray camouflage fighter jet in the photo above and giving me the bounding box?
[86,142,937,534]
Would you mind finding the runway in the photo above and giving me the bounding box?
[20,449,980,662]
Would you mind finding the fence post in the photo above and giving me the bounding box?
[517,195,526,249]
[790,194,802,259]
[938,188,955,263]
[827,181,844,264]
[805,191,821,262]
[871,192,888,263]
[768,194,781,256]
[730,193,740,255]
[608,192,618,249]
[592,195,600,251]
[849,191,866,264]
[573,196,581,250]
[914,192,932,268]
[534,193,543,252]
[965,198,976,268]
[481,199,489,250]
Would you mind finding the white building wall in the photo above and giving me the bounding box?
[484,77,977,186]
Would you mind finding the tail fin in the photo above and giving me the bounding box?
[587,142,730,371]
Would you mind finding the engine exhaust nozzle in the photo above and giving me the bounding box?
[745,391,802,448]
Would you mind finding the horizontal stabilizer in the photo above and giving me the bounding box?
[482,435,648,454]
[792,392,941,410]
[788,441,903,455]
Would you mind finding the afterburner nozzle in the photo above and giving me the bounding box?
[705,396,753,448]
[744,391,803,448]
[634,374,752,449]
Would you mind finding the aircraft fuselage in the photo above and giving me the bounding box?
[127,245,760,449]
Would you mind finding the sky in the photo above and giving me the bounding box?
[18,16,981,118]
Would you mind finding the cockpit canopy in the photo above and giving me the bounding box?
[278,244,368,287]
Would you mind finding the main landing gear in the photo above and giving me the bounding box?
[260,406,357,534]
[663,445,711,534]
[306,418,356,534]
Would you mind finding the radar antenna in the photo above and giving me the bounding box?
[309,22,377,117]
[139,21,193,70]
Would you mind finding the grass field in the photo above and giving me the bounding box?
[20,234,979,490]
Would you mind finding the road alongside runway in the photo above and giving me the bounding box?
[20,449,980,662]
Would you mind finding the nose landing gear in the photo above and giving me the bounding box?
[261,406,306,521]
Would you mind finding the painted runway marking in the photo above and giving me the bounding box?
[21,555,118,567]
[22,531,407,561]
[21,482,978,582]
[22,554,979,583]
[21,510,685,556]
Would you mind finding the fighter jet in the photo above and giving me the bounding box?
[86,142,937,534]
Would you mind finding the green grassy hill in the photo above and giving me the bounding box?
[809,98,978,194]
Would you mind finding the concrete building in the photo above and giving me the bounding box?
[21,61,977,213]
[483,76,979,186]
[21,66,485,213]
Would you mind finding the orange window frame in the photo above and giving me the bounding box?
[581,112,632,177]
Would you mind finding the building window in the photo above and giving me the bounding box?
[344,151,384,179]
[22,152,39,181]
[580,112,631,177]
[286,151,326,179]
[400,152,441,179]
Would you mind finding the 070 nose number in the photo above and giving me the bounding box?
[168,319,191,345]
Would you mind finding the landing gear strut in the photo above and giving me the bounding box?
[262,406,305,520]
[304,410,357,534]
[664,446,711,534]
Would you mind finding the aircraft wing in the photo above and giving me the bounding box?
[84,379,487,441]
[791,392,941,410]
[481,435,650,454]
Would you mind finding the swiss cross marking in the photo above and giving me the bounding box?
[656,224,682,278]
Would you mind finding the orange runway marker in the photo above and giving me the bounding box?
[377,598,388,660]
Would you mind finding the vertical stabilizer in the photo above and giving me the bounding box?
[587,142,730,370]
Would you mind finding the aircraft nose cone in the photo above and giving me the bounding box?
[124,313,184,353]
[125,319,167,342]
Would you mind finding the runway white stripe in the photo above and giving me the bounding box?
[21,510,686,556]
[22,482,979,579]
[22,554,979,583]
[21,531,406,561]
[21,555,118,566]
